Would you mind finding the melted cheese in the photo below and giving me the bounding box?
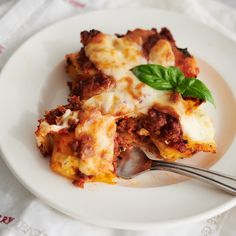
[36,109,79,147]
[75,109,116,176]
[149,39,175,66]
[85,34,146,79]
[83,33,215,146]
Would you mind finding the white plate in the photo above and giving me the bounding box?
[0,9,236,230]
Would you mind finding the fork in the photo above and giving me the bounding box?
[117,147,236,195]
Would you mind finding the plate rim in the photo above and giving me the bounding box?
[1,147,236,230]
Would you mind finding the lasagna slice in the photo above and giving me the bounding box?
[36,97,116,186]
[36,28,216,187]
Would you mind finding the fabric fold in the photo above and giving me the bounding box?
[0,0,235,235]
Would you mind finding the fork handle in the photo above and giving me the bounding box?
[151,161,236,196]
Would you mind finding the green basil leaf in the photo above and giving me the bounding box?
[131,65,173,90]
[182,78,215,106]
[131,64,215,106]
[167,66,185,88]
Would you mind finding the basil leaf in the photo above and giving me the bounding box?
[131,64,215,106]
[131,65,173,90]
[167,66,185,89]
[182,78,215,106]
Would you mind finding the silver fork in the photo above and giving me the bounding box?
[116,147,236,195]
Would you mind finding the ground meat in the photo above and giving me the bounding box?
[70,134,95,160]
[45,106,67,125]
[161,117,182,143]
[76,48,97,74]
[70,73,115,99]
[117,117,138,133]
[44,97,80,127]
[114,136,121,157]
[66,46,114,99]
[80,29,101,46]
[115,127,159,158]
[116,116,160,157]
[67,118,79,132]
[116,107,187,154]
[66,96,81,110]
[65,49,98,81]
[142,108,187,152]
[143,109,168,132]
[114,133,136,152]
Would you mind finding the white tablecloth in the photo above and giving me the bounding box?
[0,0,235,235]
